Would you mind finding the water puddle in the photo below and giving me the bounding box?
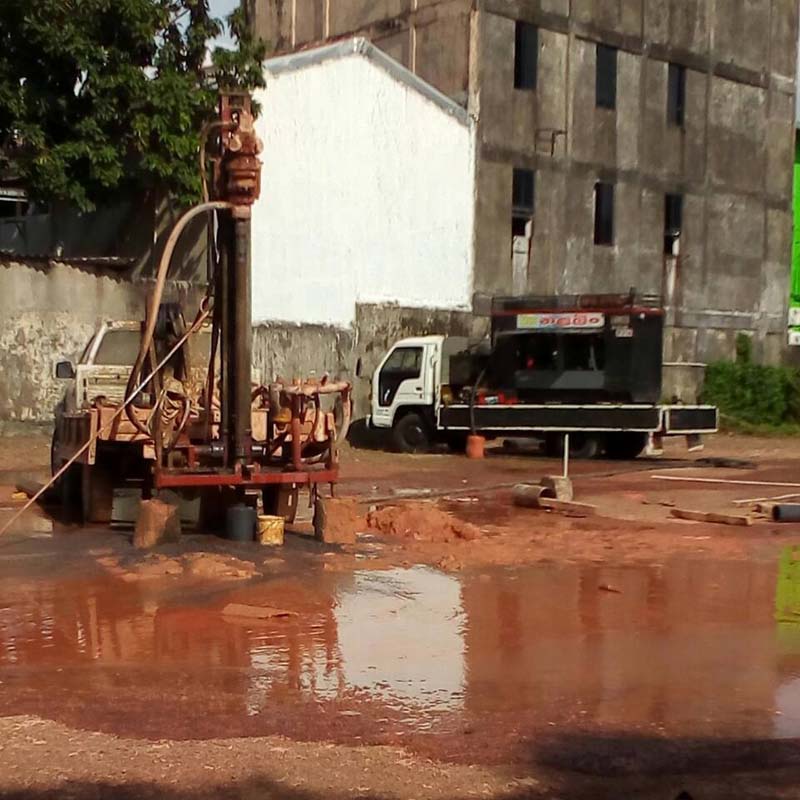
[3,549,800,763]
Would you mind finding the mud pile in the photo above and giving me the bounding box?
[367,502,481,543]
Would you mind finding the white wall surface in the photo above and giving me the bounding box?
[251,48,475,327]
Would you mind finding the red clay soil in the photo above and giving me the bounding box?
[367,503,481,543]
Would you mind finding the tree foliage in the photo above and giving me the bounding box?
[0,1,266,211]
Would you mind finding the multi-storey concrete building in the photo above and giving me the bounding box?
[249,0,797,401]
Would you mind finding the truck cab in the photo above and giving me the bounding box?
[370,335,443,451]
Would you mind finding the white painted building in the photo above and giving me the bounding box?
[251,38,476,329]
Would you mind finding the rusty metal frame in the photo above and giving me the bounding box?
[154,469,339,489]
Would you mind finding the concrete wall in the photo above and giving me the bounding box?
[249,0,473,103]
[253,302,487,417]
[0,258,202,423]
[251,42,475,328]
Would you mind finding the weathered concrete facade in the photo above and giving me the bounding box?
[247,0,474,103]
[253,0,799,401]
[472,1,797,399]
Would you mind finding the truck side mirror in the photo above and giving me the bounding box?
[55,360,75,380]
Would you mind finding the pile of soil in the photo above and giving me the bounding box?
[367,502,481,543]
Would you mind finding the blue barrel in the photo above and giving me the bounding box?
[225,504,257,542]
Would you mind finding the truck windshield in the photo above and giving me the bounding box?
[379,346,422,407]
[94,330,141,366]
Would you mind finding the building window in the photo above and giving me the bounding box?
[664,193,683,255]
[594,182,614,246]
[596,44,617,109]
[512,168,535,236]
[667,63,686,126]
[514,21,538,90]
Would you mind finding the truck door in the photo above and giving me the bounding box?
[372,345,426,427]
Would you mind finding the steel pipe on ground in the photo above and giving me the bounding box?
[773,504,800,522]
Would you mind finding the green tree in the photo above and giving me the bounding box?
[0,1,266,211]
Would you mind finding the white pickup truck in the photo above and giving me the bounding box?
[368,333,718,459]
[51,319,213,522]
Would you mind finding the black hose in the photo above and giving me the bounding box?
[468,365,489,436]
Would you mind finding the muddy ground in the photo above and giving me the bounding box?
[3,430,800,798]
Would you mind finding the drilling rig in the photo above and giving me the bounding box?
[49,94,352,538]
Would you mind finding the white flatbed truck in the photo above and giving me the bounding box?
[367,293,718,459]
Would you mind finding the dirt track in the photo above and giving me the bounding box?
[2,430,800,799]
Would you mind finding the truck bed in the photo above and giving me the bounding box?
[438,403,718,435]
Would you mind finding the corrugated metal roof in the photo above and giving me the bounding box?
[0,249,135,268]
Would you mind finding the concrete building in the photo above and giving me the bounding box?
[251,0,800,401]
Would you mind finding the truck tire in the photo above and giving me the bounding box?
[544,432,601,460]
[392,413,431,454]
[605,432,648,460]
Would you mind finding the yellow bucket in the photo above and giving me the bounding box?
[257,515,285,546]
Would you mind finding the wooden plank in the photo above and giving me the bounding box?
[221,603,296,620]
[537,497,597,516]
[732,493,800,507]
[670,508,752,526]
[654,476,800,489]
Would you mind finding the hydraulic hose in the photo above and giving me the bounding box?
[125,200,233,435]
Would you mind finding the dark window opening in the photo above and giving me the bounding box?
[563,334,606,371]
[514,21,538,90]
[667,63,686,126]
[0,199,29,218]
[512,217,530,237]
[492,334,558,382]
[594,182,614,246]
[519,334,558,371]
[512,168,535,236]
[664,193,683,255]
[596,44,617,109]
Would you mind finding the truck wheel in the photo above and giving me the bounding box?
[81,463,114,524]
[544,432,600,460]
[605,432,648,460]
[392,413,431,454]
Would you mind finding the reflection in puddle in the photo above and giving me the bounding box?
[4,553,800,758]
[335,569,465,710]
[243,568,465,722]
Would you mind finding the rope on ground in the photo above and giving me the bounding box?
[0,307,212,540]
